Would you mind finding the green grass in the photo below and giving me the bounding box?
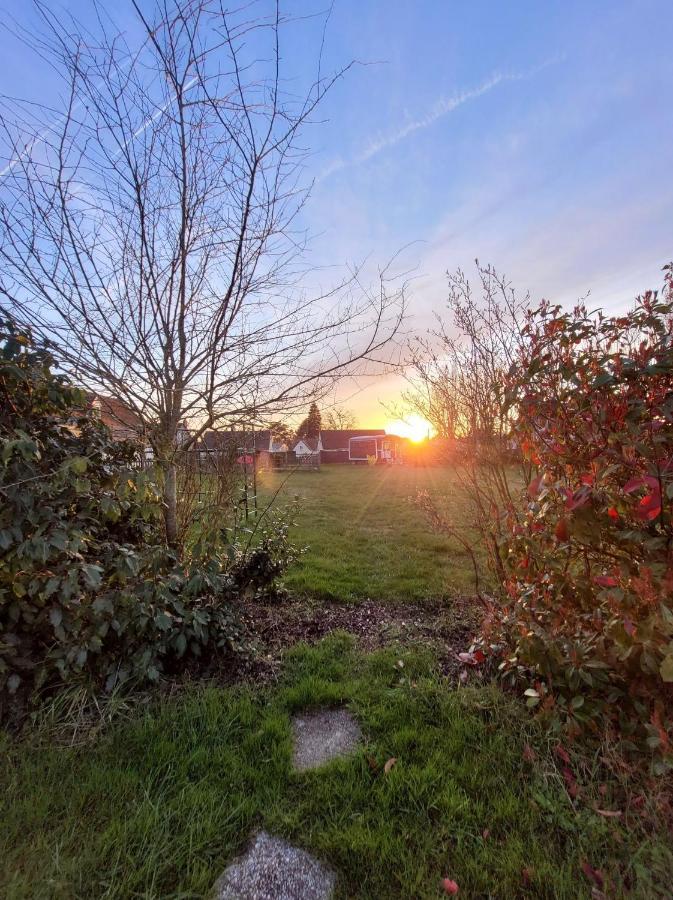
[257,465,486,602]
[2,635,670,898]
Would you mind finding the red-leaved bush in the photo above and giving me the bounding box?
[484,265,673,767]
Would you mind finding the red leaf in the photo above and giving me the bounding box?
[482,828,491,840]
[521,867,534,887]
[607,506,619,520]
[457,650,485,666]
[562,766,579,798]
[594,575,618,588]
[523,743,536,763]
[554,744,571,764]
[623,618,636,637]
[565,487,591,510]
[442,878,459,895]
[554,518,570,541]
[635,492,661,521]
[581,861,604,889]
[527,476,543,498]
[623,475,659,493]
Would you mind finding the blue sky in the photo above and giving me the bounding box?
[1,1,672,425]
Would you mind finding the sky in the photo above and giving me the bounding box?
[1,0,672,431]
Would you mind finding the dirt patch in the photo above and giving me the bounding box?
[225,594,482,685]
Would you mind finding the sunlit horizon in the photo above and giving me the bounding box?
[385,415,435,443]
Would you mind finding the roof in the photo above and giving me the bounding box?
[199,430,272,452]
[92,394,144,434]
[319,429,385,450]
[294,436,320,452]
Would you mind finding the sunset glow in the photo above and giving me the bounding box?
[387,415,434,443]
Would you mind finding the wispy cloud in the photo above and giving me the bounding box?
[317,56,563,182]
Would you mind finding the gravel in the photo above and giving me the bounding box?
[213,831,335,900]
[291,707,362,772]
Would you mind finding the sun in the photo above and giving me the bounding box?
[387,415,433,443]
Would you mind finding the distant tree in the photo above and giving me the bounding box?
[267,421,293,446]
[324,407,358,430]
[296,402,322,439]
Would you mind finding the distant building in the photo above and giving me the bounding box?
[90,394,145,442]
[290,429,407,465]
[196,429,288,468]
[317,429,385,464]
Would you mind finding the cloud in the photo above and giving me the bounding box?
[317,56,563,182]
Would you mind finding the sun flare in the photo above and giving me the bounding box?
[386,415,434,443]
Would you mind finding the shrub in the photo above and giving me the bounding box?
[0,320,292,715]
[480,266,673,766]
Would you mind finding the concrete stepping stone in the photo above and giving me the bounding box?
[291,707,362,772]
[214,831,335,900]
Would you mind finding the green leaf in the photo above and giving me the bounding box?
[660,654,673,683]
[49,607,62,628]
[69,456,89,474]
[81,564,103,589]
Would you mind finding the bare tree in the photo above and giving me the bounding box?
[404,262,532,586]
[324,406,358,429]
[0,0,405,543]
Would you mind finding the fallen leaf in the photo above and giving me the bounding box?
[522,867,534,886]
[482,828,491,840]
[441,878,459,895]
[594,808,622,818]
[384,757,397,774]
[581,861,604,889]
[366,755,378,772]
[562,766,579,798]
[459,670,468,684]
[554,743,571,764]
[522,743,536,763]
[457,649,485,666]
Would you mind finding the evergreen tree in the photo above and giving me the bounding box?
[296,402,322,439]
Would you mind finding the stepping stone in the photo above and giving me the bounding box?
[291,707,362,772]
[214,831,335,900]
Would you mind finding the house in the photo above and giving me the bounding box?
[294,436,320,457]
[318,429,385,464]
[290,435,321,468]
[196,429,288,469]
[90,395,145,442]
[88,395,191,461]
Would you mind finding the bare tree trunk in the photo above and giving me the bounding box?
[164,463,178,548]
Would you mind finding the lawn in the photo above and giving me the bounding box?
[256,465,487,602]
[3,634,669,899]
